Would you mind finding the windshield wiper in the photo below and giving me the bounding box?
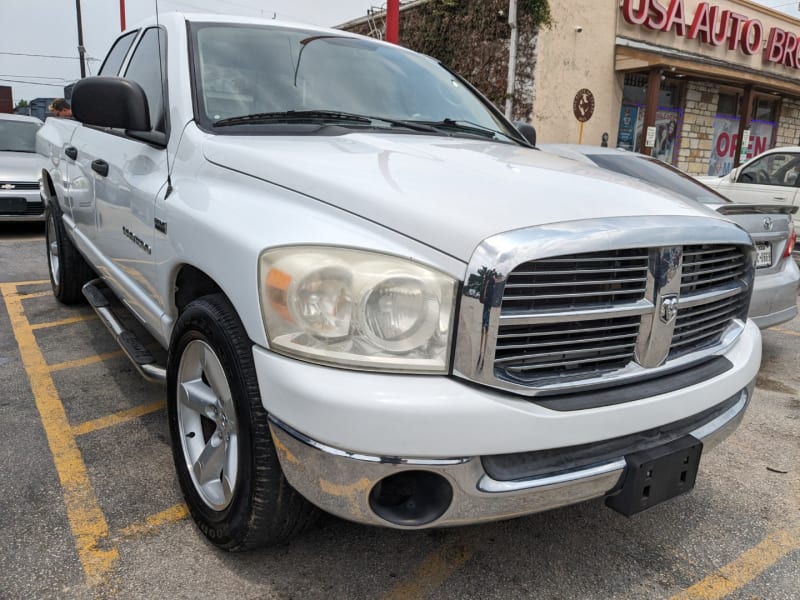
[213,110,439,133]
[409,118,513,141]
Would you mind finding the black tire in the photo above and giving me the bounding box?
[167,293,318,551]
[45,201,94,304]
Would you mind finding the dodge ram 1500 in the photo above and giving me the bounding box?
[38,13,762,550]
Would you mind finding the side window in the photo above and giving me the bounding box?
[739,153,800,186]
[123,27,167,133]
[98,30,138,76]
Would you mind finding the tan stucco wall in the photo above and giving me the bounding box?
[531,1,620,145]
[532,0,800,147]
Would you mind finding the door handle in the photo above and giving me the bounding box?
[773,196,787,201]
[91,159,109,177]
[65,146,77,160]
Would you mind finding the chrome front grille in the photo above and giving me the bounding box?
[669,248,751,359]
[501,249,649,312]
[680,245,747,294]
[495,316,640,380]
[455,218,755,397]
[492,244,750,384]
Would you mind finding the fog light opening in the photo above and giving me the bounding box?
[369,470,453,526]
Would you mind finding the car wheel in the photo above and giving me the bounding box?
[45,201,94,304]
[167,294,318,550]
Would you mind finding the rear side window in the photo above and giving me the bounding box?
[124,27,168,133]
[98,30,139,76]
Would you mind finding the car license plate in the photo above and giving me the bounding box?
[755,242,772,268]
[606,436,703,516]
[0,197,27,214]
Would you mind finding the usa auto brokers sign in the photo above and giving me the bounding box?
[622,0,800,71]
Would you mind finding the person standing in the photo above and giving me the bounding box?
[49,98,72,118]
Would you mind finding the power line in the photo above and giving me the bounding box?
[0,50,99,61]
[0,74,73,81]
[0,77,70,87]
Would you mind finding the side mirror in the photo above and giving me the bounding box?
[729,167,738,181]
[513,121,536,146]
[72,77,151,131]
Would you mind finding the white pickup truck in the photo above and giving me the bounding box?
[38,13,761,550]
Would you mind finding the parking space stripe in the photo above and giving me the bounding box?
[18,290,51,299]
[7,278,49,287]
[31,314,98,330]
[768,326,800,338]
[671,526,800,600]
[381,533,478,600]
[31,313,97,331]
[116,504,189,541]
[48,350,127,373]
[0,283,118,585]
[72,400,166,437]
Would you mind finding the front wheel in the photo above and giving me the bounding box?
[45,201,93,304]
[167,294,318,550]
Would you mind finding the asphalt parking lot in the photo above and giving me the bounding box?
[1,221,798,599]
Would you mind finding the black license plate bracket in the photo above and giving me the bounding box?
[606,435,703,516]
[0,197,28,214]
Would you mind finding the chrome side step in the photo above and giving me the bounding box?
[82,279,166,383]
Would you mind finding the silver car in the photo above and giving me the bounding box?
[0,113,47,222]
[540,144,799,329]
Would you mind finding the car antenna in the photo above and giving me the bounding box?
[154,0,173,198]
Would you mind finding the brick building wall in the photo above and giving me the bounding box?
[776,98,800,147]
[677,82,719,175]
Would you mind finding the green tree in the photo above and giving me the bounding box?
[15,99,29,109]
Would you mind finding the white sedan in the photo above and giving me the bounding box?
[698,146,800,207]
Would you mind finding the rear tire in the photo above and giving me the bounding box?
[45,201,93,304]
[167,293,318,550]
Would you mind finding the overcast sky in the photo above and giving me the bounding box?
[0,0,378,103]
[1,0,798,104]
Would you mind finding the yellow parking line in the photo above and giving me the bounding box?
[0,282,118,585]
[8,278,49,287]
[31,314,98,330]
[49,350,127,373]
[671,525,800,600]
[116,504,189,541]
[768,326,800,338]
[382,532,478,600]
[73,400,166,437]
[18,290,51,299]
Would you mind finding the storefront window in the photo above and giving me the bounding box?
[709,95,777,176]
[617,74,682,162]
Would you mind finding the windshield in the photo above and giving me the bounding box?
[587,154,731,204]
[191,23,517,141]
[0,120,40,153]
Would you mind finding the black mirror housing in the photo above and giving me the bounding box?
[513,121,536,146]
[72,77,151,132]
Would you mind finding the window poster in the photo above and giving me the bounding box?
[708,117,776,176]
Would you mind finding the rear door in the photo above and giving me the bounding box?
[75,27,170,330]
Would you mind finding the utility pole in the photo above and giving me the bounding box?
[120,0,126,31]
[75,0,86,78]
[386,0,400,44]
[505,0,519,119]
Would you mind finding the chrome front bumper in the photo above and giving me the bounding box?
[269,381,754,529]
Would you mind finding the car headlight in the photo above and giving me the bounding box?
[258,246,458,373]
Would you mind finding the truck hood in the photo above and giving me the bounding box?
[203,133,722,261]
[0,151,48,182]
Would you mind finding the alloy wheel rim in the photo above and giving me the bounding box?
[176,339,239,511]
[47,214,60,287]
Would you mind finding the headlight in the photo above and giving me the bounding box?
[259,247,458,373]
